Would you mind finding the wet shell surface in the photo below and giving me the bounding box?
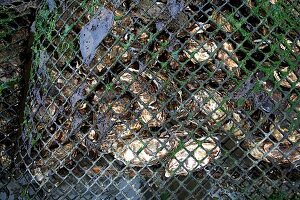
[113,137,178,167]
[223,112,251,140]
[184,39,217,63]
[248,141,300,164]
[191,88,228,122]
[270,120,300,145]
[273,67,300,89]
[217,42,240,75]
[165,137,220,177]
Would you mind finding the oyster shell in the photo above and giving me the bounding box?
[248,140,300,164]
[273,67,300,89]
[46,143,74,168]
[117,69,157,105]
[270,118,299,145]
[32,142,74,182]
[110,97,131,116]
[176,88,227,122]
[160,125,190,138]
[217,42,240,76]
[190,22,211,34]
[223,112,251,140]
[110,121,142,139]
[211,11,233,33]
[140,107,166,127]
[0,144,11,169]
[117,69,168,127]
[193,88,227,122]
[113,138,178,167]
[165,137,220,177]
[184,39,217,63]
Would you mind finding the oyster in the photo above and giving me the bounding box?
[160,125,190,138]
[165,137,220,177]
[131,0,188,31]
[32,167,47,182]
[117,69,157,105]
[140,107,166,127]
[190,22,211,34]
[110,121,142,139]
[31,142,74,183]
[270,118,299,145]
[217,42,240,76]
[193,88,227,122]
[46,143,74,168]
[118,69,168,127]
[248,140,300,164]
[223,112,251,140]
[113,137,178,167]
[211,11,233,33]
[184,39,217,63]
[0,144,11,169]
[176,88,227,122]
[110,96,132,118]
[273,67,300,89]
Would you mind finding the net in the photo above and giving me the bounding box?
[2,0,300,199]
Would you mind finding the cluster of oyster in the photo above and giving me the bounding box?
[28,0,299,181]
[93,67,223,177]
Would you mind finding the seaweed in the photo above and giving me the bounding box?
[70,83,86,107]
[46,0,56,11]
[252,91,274,113]
[79,7,114,65]
[96,113,115,142]
[167,0,184,19]
[233,76,255,99]
[69,111,83,137]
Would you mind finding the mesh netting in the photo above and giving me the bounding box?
[1,0,300,199]
[0,1,36,199]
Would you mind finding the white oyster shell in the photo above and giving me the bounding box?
[248,141,300,164]
[165,137,220,177]
[113,138,178,166]
[194,88,227,122]
[223,112,250,139]
[184,40,217,63]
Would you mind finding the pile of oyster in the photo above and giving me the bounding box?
[26,0,299,181]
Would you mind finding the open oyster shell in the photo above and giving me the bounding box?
[165,137,220,177]
[113,137,178,167]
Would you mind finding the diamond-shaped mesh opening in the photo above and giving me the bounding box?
[1,0,300,199]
